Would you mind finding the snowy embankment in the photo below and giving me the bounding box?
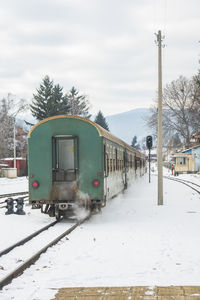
[0,170,200,300]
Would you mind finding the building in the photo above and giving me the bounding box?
[0,158,27,176]
[173,144,200,174]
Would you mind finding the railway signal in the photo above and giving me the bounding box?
[146,136,153,183]
[146,136,152,149]
[15,197,26,215]
[5,198,14,215]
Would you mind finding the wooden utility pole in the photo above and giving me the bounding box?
[156,30,164,205]
[14,120,16,169]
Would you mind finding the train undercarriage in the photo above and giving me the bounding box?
[32,198,102,221]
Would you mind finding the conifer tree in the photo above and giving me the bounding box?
[94,110,109,131]
[131,136,137,147]
[131,135,140,150]
[67,87,91,118]
[52,84,70,115]
[30,76,69,120]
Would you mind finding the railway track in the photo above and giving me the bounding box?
[0,191,28,199]
[0,192,29,209]
[0,220,58,257]
[163,175,200,194]
[0,213,91,290]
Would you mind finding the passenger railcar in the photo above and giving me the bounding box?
[28,115,146,220]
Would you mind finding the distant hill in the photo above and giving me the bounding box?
[106,108,153,145]
[17,108,153,146]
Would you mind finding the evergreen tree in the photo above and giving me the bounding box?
[67,87,91,118]
[30,76,69,120]
[52,84,70,115]
[131,135,140,150]
[131,136,137,147]
[94,111,109,131]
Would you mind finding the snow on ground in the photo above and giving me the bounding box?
[0,176,28,194]
[0,177,53,250]
[0,169,200,300]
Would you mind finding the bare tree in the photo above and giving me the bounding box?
[0,94,28,158]
[66,87,91,118]
[147,76,200,146]
[189,73,200,133]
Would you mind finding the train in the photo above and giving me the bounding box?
[28,115,146,220]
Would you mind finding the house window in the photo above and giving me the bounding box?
[177,157,186,165]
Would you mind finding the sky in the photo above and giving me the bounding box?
[0,0,199,116]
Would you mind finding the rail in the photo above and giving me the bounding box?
[0,220,58,257]
[0,191,28,199]
[163,175,200,194]
[0,213,91,290]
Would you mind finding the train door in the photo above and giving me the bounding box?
[103,143,108,203]
[51,136,78,219]
[52,136,78,182]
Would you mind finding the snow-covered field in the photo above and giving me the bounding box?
[0,168,200,300]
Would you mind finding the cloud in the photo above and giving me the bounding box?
[0,0,199,115]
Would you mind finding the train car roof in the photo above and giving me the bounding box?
[28,115,145,158]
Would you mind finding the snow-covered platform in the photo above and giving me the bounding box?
[1,171,200,300]
[53,286,200,299]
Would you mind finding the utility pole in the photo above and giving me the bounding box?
[14,120,16,169]
[155,30,164,205]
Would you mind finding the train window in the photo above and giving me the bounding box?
[115,149,118,170]
[104,144,108,177]
[135,157,137,170]
[123,152,125,168]
[107,157,110,174]
[137,159,140,168]
[104,145,106,171]
[127,154,130,169]
[109,158,111,172]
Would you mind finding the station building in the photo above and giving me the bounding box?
[173,144,200,174]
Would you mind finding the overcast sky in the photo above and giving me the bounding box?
[0,0,199,116]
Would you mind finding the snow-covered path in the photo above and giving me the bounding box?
[0,171,200,300]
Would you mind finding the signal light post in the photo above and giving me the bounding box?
[146,136,153,183]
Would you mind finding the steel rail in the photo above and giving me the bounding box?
[0,220,58,257]
[0,213,91,290]
[163,176,200,194]
[169,177,200,188]
[0,191,28,199]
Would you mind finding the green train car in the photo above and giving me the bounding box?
[28,115,146,220]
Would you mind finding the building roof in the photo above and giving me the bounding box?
[0,157,25,161]
[182,144,200,153]
[173,153,192,157]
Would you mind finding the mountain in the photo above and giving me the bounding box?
[17,108,153,146]
[106,108,153,145]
